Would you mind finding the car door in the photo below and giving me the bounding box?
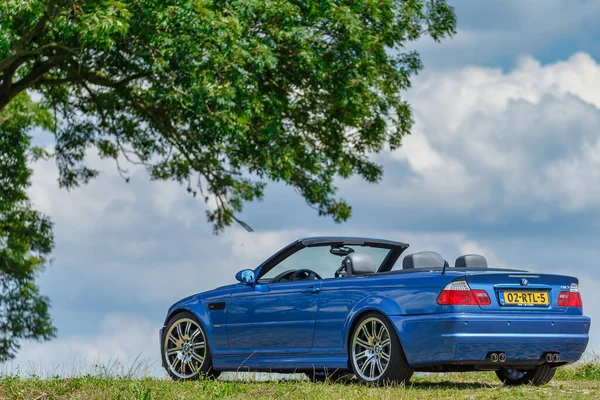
[226,279,322,354]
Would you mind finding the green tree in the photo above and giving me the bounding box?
[0,94,56,361]
[0,0,455,359]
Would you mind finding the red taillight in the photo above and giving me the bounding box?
[473,290,492,305]
[437,289,478,305]
[437,280,491,306]
[558,292,582,307]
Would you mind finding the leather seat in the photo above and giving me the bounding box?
[339,252,377,277]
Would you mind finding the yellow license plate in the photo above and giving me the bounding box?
[502,291,549,306]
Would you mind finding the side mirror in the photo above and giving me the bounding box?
[235,269,255,285]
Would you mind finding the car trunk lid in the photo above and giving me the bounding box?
[464,272,579,312]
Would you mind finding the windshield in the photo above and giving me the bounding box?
[259,245,391,282]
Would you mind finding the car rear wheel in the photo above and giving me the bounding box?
[349,312,413,385]
[162,311,220,381]
[495,365,556,386]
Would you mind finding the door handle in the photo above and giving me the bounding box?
[303,286,320,294]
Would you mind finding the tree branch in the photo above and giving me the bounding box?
[33,77,75,87]
[79,70,148,89]
[0,56,73,110]
[0,43,79,73]
[2,0,64,72]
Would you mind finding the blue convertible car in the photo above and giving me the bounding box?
[160,237,591,385]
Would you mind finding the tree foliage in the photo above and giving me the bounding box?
[1,0,455,229]
[0,94,56,361]
[0,0,455,359]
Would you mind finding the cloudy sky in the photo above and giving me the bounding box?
[9,0,600,377]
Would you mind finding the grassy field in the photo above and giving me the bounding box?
[1,363,599,400]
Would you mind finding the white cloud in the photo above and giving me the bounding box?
[368,52,600,222]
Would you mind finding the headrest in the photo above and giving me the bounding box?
[403,251,446,269]
[417,251,446,268]
[455,254,488,268]
[343,252,377,276]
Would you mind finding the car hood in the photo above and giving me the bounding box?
[167,283,237,315]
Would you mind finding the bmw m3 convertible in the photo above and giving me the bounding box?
[160,237,591,385]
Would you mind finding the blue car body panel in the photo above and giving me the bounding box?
[162,237,591,373]
[393,313,590,367]
[226,281,320,354]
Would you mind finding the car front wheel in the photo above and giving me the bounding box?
[162,311,220,381]
[349,312,413,385]
[495,365,556,386]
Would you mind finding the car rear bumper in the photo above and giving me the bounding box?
[391,313,591,367]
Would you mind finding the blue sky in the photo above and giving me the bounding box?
[9,0,600,376]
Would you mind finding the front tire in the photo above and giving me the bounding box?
[495,365,556,386]
[161,311,220,381]
[349,312,413,385]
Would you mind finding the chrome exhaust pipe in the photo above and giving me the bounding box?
[546,353,554,363]
[490,353,499,362]
[499,353,506,363]
[554,354,560,362]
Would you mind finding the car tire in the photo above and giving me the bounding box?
[495,365,556,386]
[349,312,413,385]
[161,311,220,381]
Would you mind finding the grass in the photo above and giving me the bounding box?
[1,363,599,400]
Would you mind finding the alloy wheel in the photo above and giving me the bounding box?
[351,317,391,381]
[163,318,206,379]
